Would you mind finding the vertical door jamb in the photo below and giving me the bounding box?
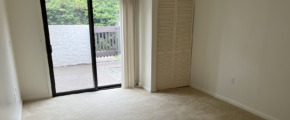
[87,0,98,89]
[40,0,57,97]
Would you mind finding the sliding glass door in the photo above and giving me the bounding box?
[40,0,121,97]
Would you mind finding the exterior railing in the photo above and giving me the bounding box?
[94,26,120,58]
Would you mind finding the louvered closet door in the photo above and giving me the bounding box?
[157,0,194,90]
[156,0,175,90]
[173,0,194,88]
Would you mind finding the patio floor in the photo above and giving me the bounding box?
[53,57,121,93]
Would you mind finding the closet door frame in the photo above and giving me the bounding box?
[156,0,194,90]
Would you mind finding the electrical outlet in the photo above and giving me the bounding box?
[231,77,235,84]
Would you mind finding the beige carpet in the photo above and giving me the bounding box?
[22,87,264,120]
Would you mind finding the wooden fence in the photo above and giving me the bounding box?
[94,26,120,58]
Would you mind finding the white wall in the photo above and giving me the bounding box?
[6,0,52,101]
[190,0,290,120]
[49,25,91,67]
[0,0,22,119]
[138,0,157,92]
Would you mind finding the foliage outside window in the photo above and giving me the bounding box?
[45,0,120,26]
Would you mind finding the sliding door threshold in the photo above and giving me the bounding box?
[98,84,122,91]
[54,84,121,97]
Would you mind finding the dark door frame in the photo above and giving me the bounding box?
[39,0,121,97]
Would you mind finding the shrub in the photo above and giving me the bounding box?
[45,0,120,26]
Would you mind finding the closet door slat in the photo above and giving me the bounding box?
[173,0,194,87]
[156,0,175,90]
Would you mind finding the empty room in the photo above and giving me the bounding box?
[0,0,289,120]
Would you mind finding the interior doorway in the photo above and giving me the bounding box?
[40,0,122,96]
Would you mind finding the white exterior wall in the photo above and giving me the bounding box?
[49,25,92,67]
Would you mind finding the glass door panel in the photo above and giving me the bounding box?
[92,0,122,87]
[45,0,95,93]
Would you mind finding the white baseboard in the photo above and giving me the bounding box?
[189,84,278,120]
[22,94,52,101]
[141,85,156,93]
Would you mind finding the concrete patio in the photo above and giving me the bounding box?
[53,57,121,93]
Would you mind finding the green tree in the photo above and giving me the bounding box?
[45,0,119,26]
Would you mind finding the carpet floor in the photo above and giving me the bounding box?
[22,87,264,120]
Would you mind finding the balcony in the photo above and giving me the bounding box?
[49,25,121,93]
